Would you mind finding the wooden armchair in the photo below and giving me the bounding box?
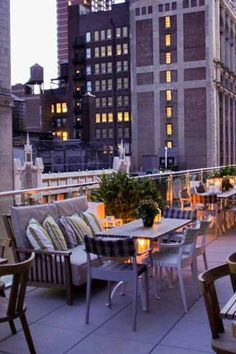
[0,237,10,297]
[199,263,236,354]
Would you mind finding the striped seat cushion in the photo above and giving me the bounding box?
[80,210,104,235]
[164,207,196,221]
[66,213,93,244]
[43,215,67,251]
[84,235,135,257]
[26,218,54,251]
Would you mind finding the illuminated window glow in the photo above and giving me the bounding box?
[117,112,123,121]
[166,140,173,148]
[165,16,171,28]
[102,113,107,122]
[124,111,130,121]
[62,131,68,141]
[166,90,172,101]
[166,70,172,83]
[166,106,172,118]
[166,123,173,135]
[96,113,101,123]
[165,34,171,46]
[56,103,61,113]
[51,104,54,114]
[166,52,171,64]
[62,102,67,113]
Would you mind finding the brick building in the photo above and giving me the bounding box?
[67,1,131,155]
[130,0,236,171]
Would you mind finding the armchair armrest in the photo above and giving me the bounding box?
[16,247,72,257]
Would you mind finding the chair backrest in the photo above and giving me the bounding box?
[227,252,236,292]
[199,263,229,339]
[178,189,191,209]
[0,237,10,258]
[0,253,35,317]
[164,207,196,221]
[182,227,199,255]
[84,235,136,258]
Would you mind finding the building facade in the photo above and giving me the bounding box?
[130,0,236,171]
[57,0,114,70]
[68,2,131,155]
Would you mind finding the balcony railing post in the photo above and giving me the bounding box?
[166,175,173,207]
[185,172,190,192]
[200,170,203,183]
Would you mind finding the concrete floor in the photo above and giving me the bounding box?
[1,228,236,354]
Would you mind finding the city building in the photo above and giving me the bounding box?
[130,0,236,171]
[67,1,131,155]
[57,0,114,70]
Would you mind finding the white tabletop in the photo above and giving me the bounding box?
[96,218,192,240]
[217,187,236,199]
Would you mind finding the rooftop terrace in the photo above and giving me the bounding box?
[0,227,235,354]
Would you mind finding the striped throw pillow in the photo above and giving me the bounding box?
[80,210,104,235]
[26,218,54,251]
[59,215,78,249]
[66,213,93,244]
[43,215,67,251]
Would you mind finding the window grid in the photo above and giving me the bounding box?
[165,34,171,46]
[166,70,172,83]
[166,90,172,101]
[165,16,171,28]
[166,123,173,135]
[166,52,172,64]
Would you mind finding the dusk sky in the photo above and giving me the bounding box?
[10,0,57,89]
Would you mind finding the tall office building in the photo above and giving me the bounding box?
[130,0,236,171]
[57,0,114,70]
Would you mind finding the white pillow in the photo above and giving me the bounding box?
[26,218,54,251]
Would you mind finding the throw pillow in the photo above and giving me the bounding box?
[26,218,54,251]
[43,215,67,251]
[66,213,93,243]
[59,216,78,249]
[80,210,104,235]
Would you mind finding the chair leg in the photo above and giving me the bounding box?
[153,265,160,299]
[106,281,112,309]
[177,269,188,312]
[9,320,17,335]
[144,270,149,313]
[20,313,36,354]
[0,289,5,297]
[165,268,174,289]
[203,252,208,270]
[85,277,92,325]
[191,260,200,297]
[133,277,138,331]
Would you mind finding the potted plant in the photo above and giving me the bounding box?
[137,198,160,227]
[222,176,233,192]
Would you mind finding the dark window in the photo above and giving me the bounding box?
[183,0,189,8]
[191,0,197,6]
[158,4,163,12]
[165,3,170,11]
[135,8,140,16]
[199,0,205,5]
[172,2,177,10]
[141,7,146,15]
[148,6,152,14]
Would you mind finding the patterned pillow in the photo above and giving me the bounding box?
[26,218,54,251]
[66,213,93,244]
[59,216,78,249]
[43,215,67,251]
[80,210,104,235]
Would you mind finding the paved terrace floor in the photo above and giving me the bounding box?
[1,227,236,354]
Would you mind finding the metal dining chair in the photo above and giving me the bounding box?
[0,237,10,297]
[84,235,149,331]
[0,253,36,354]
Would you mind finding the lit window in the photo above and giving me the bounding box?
[101,30,105,40]
[75,69,80,74]
[51,104,54,113]
[123,43,128,54]
[166,141,173,148]
[86,32,91,43]
[107,79,112,90]
[124,112,130,121]
[166,52,171,64]
[107,62,112,73]
[107,97,113,106]
[107,29,112,39]
[87,81,92,92]
[96,113,101,123]
[62,131,68,141]
[165,16,171,28]
[102,113,107,122]
[86,66,91,75]
[166,70,172,83]
[166,90,172,101]
[102,97,106,107]
[117,61,122,72]
[95,47,100,58]
[107,45,112,56]
[95,98,100,108]
[166,123,173,135]
[94,31,99,41]
[95,80,100,91]
[101,46,106,57]
[117,78,122,90]
[95,64,100,74]
[62,102,67,113]
[117,112,123,121]
[116,44,122,55]
[101,80,106,91]
[123,26,128,37]
[165,34,171,46]
[101,63,106,74]
[86,48,91,59]
[56,103,61,113]
[108,113,113,122]
[116,27,121,38]
[166,106,172,118]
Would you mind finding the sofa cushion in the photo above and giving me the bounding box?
[59,216,78,249]
[26,218,54,251]
[80,210,104,235]
[11,203,59,249]
[43,215,67,251]
[66,213,93,243]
